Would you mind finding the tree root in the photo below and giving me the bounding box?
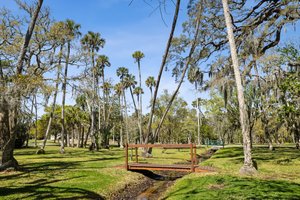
[0,158,19,171]
[239,165,257,175]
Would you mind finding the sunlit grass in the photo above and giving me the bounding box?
[163,146,300,199]
[0,143,143,199]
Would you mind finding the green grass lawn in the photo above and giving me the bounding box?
[162,146,300,200]
[0,141,206,199]
[0,143,144,199]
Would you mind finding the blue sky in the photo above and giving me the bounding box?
[1,0,196,115]
[1,0,299,116]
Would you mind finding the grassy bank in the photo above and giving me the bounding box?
[162,146,300,200]
[0,143,143,199]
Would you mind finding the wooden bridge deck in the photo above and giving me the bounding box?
[125,143,212,173]
[127,163,211,172]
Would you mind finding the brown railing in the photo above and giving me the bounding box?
[125,143,197,172]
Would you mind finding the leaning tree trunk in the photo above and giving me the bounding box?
[145,0,181,144]
[38,46,62,154]
[153,11,201,143]
[1,0,43,170]
[222,0,256,174]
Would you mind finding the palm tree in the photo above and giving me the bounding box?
[123,74,137,113]
[222,0,256,174]
[81,31,105,151]
[133,87,144,108]
[96,55,111,147]
[145,76,156,100]
[116,67,129,81]
[116,67,130,143]
[60,19,81,153]
[132,51,145,143]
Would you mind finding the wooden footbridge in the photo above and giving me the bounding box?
[125,143,211,173]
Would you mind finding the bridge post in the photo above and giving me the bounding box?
[125,143,128,170]
[194,144,197,164]
[135,147,138,163]
[190,143,195,172]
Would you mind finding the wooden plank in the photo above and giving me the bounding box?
[129,166,192,172]
[128,163,194,169]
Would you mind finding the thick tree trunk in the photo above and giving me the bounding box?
[0,99,18,170]
[84,125,90,148]
[1,0,43,170]
[80,126,85,148]
[222,0,256,174]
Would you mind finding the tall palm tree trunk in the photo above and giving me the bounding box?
[90,49,97,150]
[60,42,71,154]
[222,0,256,174]
[137,62,143,143]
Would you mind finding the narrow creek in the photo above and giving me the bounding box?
[135,170,187,200]
[112,147,219,200]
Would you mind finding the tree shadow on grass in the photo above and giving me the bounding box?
[0,177,104,199]
[162,175,300,200]
[211,147,242,159]
[20,156,123,172]
[0,156,123,183]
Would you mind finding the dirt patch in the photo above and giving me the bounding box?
[110,176,153,200]
[207,183,225,190]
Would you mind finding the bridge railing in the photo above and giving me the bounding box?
[125,143,197,172]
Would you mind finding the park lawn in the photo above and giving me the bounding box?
[162,146,300,200]
[0,142,207,199]
[0,144,144,199]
